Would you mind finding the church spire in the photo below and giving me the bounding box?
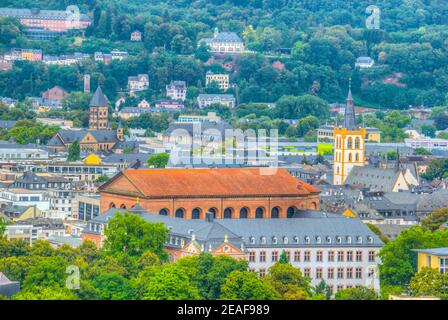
[344,78,357,130]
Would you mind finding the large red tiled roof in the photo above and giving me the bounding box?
[106,168,320,198]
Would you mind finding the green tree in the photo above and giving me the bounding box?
[146,152,169,168]
[421,208,448,232]
[414,147,432,155]
[220,270,278,300]
[0,216,9,235]
[103,211,168,262]
[334,286,378,300]
[136,264,200,300]
[265,261,312,300]
[422,159,448,180]
[409,267,448,297]
[67,140,81,162]
[366,223,389,243]
[92,272,135,300]
[378,227,448,288]
[13,286,78,300]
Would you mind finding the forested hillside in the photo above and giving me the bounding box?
[1,0,448,108]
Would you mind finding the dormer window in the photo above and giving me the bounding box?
[316,236,321,244]
[368,236,373,244]
[304,236,310,244]
[326,236,332,244]
[293,236,299,244]
[250,237,255,244]
[260,236,266,244]
[336,236,342,244]
[272,236,278,244]
[357,236,363,244]
[346,236,352,244]
[283,237,288,244]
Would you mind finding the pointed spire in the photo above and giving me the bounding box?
[224,234,228,243]
[90,86,109,107]
[344,78,357,130]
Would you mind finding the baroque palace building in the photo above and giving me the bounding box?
[333,82,366,185]
[98,168,321,219]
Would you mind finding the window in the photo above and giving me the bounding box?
[316,268,323,279]
[304,268,311,277]
[347,137,353,149]
[249,252,255,262]
[316,251,323,262]
[440,258,448,274]
[175,208,185,218]
[260,236,266,244]
[347,251,353,262]
[272,236,278,244]
[356,251,363,262]
[240,207,248,219]
[271,207,280,219]
[328,268,334,279]
[346,267,353,279]
[271,251,278,262]
[250,237,255,244]
[316,236,321,244]
[337,268,344,279]
[304,236,310,244]
[224,208,232,219]
[336,236,342,244]
[283,236,288,244]
[159,209,169,216]
[346,236,352,244]
[255,207,264,219]
[337,251,344,262]
[259,269,266,277]
[259,251,266,262]
[368,251,375,262]
[357,236,362,244]
[328,251,335,262]
[326,236,332,244]
[304,251,311,262]
[294,251,301,262]
[285,251,291,262]
[355,267,362,279]
[337,285,344,292]
[192,208,201,219]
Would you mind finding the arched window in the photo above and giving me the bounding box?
[207,208,217,218]
[346,236,352,244]
[287,207,296,218]
[316,236,321,244]
[355,137,360,149]
[272,236,278,244]
[348,153,353,162]
[271,207,280,219]
[347,137,353,149]
[224,208,233,219]
[304,236,310,244]
[159,208,168,216]
[175,208,185,218]
[255,207,264,219]
[250,237,255,244]
[283,236,288,244]
[260,236,266,244]
[109,203,116,208]
[240,207,248,219]
[355,153,359,162]
[120,204,127,209]
[336,166,340,175]
[192,208,201,219]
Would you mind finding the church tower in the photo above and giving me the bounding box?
[333,80,366,185]
[89,86,109,130]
